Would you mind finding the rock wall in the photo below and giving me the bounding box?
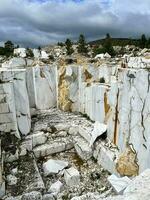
[107,66,150,174]
[58,64,115,123]
[58,58,150,175]
[0,68,30,138]
[0,56,150,176]
[26,65,57,110]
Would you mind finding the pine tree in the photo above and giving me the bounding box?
[26,48,34,58]
[38,46,41,51]
[77,34,88,54]
[4,40,14,51]
[103,33,115,56]
[65,38,74,55]
[146,38,150,48]
[140,34,147,49]
[4,40,14,56]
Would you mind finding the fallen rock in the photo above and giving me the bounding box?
[64,167,80,187]
[68,125,79,135]
[43,159,68,176]
[25,131,47,150]
[74,136,93,161]
[90,121,107,146]
[78,122,107,146]
[0,182,5,199]
[93,141,119,174]
[108,174,131,194]
[42,194,55,200]
[7,174,17,186]
[21,191,42,200]
[48,180,63,195]
[33,138,73,158]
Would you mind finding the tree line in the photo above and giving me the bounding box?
[1,34,150,58]
[63,33,150,57]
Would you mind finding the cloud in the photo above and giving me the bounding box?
[0,0,150,47]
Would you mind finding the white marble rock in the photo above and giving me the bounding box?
[108,174,131,194]
[43,159,68,176]
[48,180,63,195]
[64,167,80,187]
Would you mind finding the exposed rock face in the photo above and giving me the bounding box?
[26,65,57,110]
[116,147,139,176]
[1,50,150,199]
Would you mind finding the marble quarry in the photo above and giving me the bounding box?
[0,54,150,199]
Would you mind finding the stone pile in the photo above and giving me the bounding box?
[2,108,112,199]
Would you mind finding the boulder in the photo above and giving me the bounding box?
[48,180,63,195]
[43,159,68,176]
[89,121,107,146]
[42,194,55,200]
[64,167,80,187]
[7,174,17,186]
[108,174,131,194]
[74,136,93,161]
[25,131,47,150]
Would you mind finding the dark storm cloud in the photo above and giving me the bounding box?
[0,0,150,47]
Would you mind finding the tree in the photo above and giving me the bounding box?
[77,34,88,54]
[65,38,74,55]
[38,46,41,51]
[57,42,64,47]
[140,34,147,49]
[146,38,150,48]
[26,48,34,58]
[103,33,115,56]
[5,41,14,51]
[4,40,14,56]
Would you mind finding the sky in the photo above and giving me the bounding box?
[0,0,150,47]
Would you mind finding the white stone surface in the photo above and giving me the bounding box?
[21,191,42,200]
[7,174,17,186]
[93,141,119,174]
[33,65,57,109]
[33,49,41,58]
[14,48,26,58]
[25,131,47,150]
[2,58,26,68]
[13,70,31,135]
[108,174,131,194]
[43,194,55,200]
[108,67,150,173]
[33,138,73,158]
[95,53,105,59]
[48,180,63,195]
[124,169,150,194]
[43,159,68,176]
[127,57,150,69]
[0,78,20,138]
[64,167,80,187]
[0,182,5,199]
[90,121,107,146]
[74,136,93,161]
[41,50,49,59]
